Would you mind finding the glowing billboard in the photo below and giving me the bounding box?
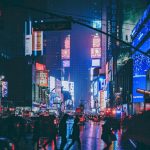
[62,60,70,67]
[25,35,32,56]
[36,71,48,87]
[133,75,146,102]
[61,49,70,59]
[93,35,101,47]
[93,81,98,96]
[92,59,100,67]
[92,20,101,29]
[91,34,101,59]
[64,35,70,49]
[32,31,37,51]
[91,48,101,58]
[36,63,46,71]
[37,31,43,51]
[62,81,69,91]
[32,31,43,52]
[2,81,8,97]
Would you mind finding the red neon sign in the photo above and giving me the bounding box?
[36,63,46,71]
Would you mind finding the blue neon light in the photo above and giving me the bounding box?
[131,5,150,38]
[139,37,150,52]
[133,54,150,75]
[132,20,150,48]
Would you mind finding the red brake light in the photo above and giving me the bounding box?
[54,119,57,125]
[16,123,20,127]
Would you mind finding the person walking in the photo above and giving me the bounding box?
[101,118,115,150]
[42,115,58,150]
[67,116,81,150]
[59,114,68,150]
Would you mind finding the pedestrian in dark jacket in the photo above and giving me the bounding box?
[42,115,58,150]
[67,116,81,150]
[59,114,68,150]
[101,120,112,150]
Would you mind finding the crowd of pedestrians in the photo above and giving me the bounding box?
[0,111,131,150]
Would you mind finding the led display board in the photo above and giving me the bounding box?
[133,75,146,102]
[36,71,48,87]
[93,81,98,96]
[62,60,70,67]
[92,20,101,29]
[92,59,100,67]
[61,49,70,59]
[131,5,150,38]
[91,48,101,58]
[132,20,150,49]
[36,63,46,71]
[37,31,43,51]
[32,31,43,53]
[64,35,70,49]
[92,35,101,47]
[25,35,32,56]
[2,81,8,97]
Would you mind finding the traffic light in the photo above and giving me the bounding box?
[33,21,71,31]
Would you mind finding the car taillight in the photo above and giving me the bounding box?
[16,123,20,127]
[112,110,116,114]
[54,119,57,125]
[12,144,15,150]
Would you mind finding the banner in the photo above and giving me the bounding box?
[32,31,43,52]
[25,35,32,56]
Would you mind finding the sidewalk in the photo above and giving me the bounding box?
[122,111,150,148]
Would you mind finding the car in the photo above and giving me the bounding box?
[0,137,15,150]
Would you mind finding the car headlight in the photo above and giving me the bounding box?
[9,142,13,147]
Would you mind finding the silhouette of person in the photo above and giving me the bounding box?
[101,119,112,150]
[59,114,68,150]
[67,116,81,150]
[42,115,58,150]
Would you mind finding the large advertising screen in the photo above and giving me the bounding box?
[92,59,101,67]
[133,75,146,102]
[36,71,48,87]
[36,63,46,71]
[32,31,43,52]
[62,81,69,91]
[61,49,70,59]
[91,48,101,58]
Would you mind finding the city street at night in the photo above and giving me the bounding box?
[0,0,150,149]
[5,119,135,150]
